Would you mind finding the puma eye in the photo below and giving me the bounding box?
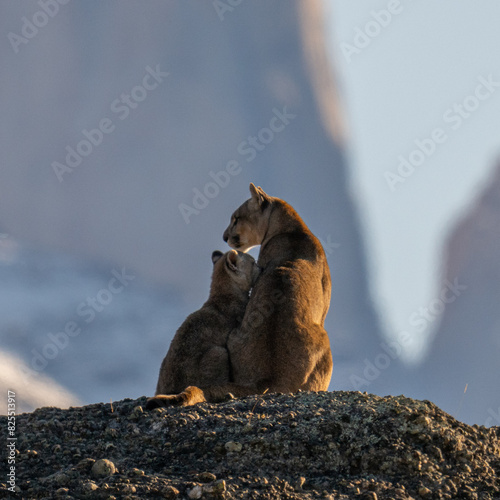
[233,217,239,226]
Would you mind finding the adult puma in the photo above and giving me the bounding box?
[147,184,332,407]
[146,250,260,409]
[222,183,333,394]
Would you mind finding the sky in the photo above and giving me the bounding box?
[325,1,500,362]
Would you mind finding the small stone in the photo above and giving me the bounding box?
[54,473,70,486]
[188,485,203,499]
[82,481,99,492]
[224,441,243,452]
[129,468,145,476]
[77,458,96,471]
[55,488,69,496]
[295,477,306,490]
[122,484,136,494]
[105,427,118,438]
[129,406,144,420]
[162,485,180,498]
[204,479,226,494]
[91,458,117,477]
[419,486,432,496]
[198,471,217,483]
[213,480,226,493]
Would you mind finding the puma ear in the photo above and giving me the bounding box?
[249,183,270,208]
[249,183,260,199]
[211,250,224,265]
[226,249,238,271]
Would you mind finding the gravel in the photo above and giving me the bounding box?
[1,391,499,499]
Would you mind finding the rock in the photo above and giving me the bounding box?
[91,459,117,478]
[198,472,217,483]
[128,468,145,476]
[162,485,180,498]
[224,441,243,453]
[1,392,498,499]
[53,472,70,486]
[204,479,226,495]
[122,484,136,494]
[188,485,203,499]
[82,481,98,492]
[213,479,226,493]
[76,458,95,471]
[360,493,377,500]
[129,406,144,421]
[295,477,306,490]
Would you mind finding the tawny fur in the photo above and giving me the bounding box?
[148,183,333,407]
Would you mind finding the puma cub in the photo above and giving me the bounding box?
[146,250,260,409]
[149,183,333,407]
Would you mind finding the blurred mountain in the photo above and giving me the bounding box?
[0,0,402,405]
[412,163,500,425]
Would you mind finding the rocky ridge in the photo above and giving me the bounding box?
[1,391,499,499]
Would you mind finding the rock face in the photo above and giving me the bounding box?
[414,164,500,426]
[0,1,401,402]
[2,392,499,499]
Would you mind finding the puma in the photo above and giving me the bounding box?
[146,250,260,408]
[147,183,332,407]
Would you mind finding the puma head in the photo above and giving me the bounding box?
[212,249,261,290]
[222,183,272,251]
